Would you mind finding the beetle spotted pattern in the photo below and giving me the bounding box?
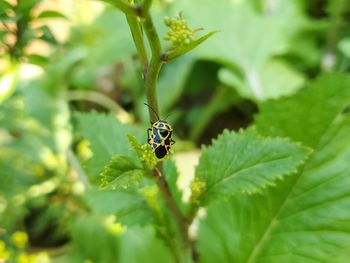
[147,120,175,159]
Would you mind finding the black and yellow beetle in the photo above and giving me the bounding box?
[145,103,175,159]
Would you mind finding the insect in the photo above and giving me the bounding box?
[145,103,175,159]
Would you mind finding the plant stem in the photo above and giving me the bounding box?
[102,0,138,16]
[140,2,192,262]
[142,10,162,123]
[153,165,192,263]
[126,14,149,77]
[116,0,193,261]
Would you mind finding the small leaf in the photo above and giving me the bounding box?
[127,134,159,171]
[163,31,218,62]
[26,54,49,65]
[76,112,143,183]
[36,10,66,19]
[100,155,143,189]
[195,129,311,205]
[0,31,8,42]
[38,25,58,45]
[0,0,13,10]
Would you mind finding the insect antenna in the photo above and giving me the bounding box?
[164,110,178,121]
[144,103,160,121]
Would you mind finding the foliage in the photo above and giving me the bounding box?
[195,129,310,204]
[1,0,350,262]
[198,73,350,262]
[0,0,64,62]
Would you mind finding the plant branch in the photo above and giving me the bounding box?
[140,2,192,261]
[153,165,192,263]
[101,0,138,16]
[141,0,152,13]
[114,0,193,261]
[142,9,163,123]
[125,14,148,78]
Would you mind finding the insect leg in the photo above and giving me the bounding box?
[147,128,152,144]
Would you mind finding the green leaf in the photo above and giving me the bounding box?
[76,111,143,183]
[100,155,143,189]
[198,115,350,263]
[0,0,13,10]
[339,37,350,58]
[163,159,186,214]
[195,129,311,204]
[38,25,58,45]
[170,0,304,101]
[37,10,66,19]
[197,74,350,262]
[127,134,159,171]
[255,73,350,148]
[71,215,121,262]
[119,226,176,263]
[74,8,135,65]
[17,0,40,12]
[84,188,153,226]
[163,31,218,62]
[72,217,175,263]
[26,54,49,65]
[158,55,196,112]
[0,31,7,41]
[219,59,305,100]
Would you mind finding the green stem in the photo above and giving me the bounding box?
[102,0,138,16]
[142,10,162,123]
[126,14,149,78]
[111,1,193,261]
[153,165,192,263]
[141,3,192,262]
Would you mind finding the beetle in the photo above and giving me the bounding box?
[145,103,175,159]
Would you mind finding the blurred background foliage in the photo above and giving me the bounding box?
[0,0,350,261]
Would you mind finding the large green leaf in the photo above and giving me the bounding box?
[170,0,305,100]
[84,188,153,226]
[72,216,174,263]
[219,60,305,100]
[198,74,350,262]
[76,111,143,183]
[119,226,175,263]
[195,129,310,205]
[71,216,120,263]
[68,7,135,89]
[158,55,196,113]
[255,73,350,148]
[198,116,350,263]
